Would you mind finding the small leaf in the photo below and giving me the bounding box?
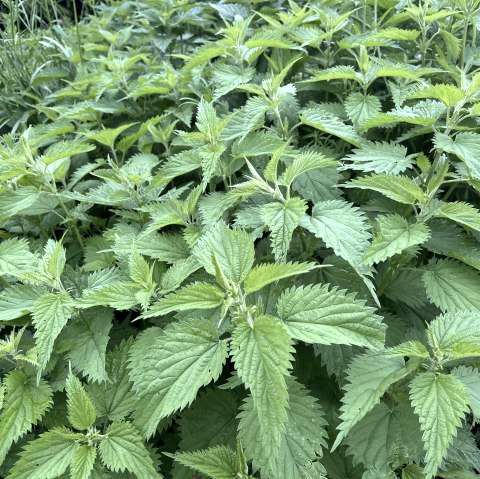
[66,373,97,430]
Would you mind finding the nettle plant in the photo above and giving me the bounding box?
[1,0,480,478]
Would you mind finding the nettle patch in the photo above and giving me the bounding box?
[0,0,480,478]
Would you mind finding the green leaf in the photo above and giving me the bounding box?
[71,444,97,479]
[422,258,480,312]
[33,292,75,374]
[344,93,382,128]
[333,353,410,449]
[280,151,337,186]
[129,320,228,438]
[0,370,52,465]
[143,283,225,318]
[277,284,385,348]
[344,141,415,174]
[80,281,140,310]
[244,261,316,293]
[427,312,480,359]
[83,123,136,149]
[409,84,464,107]
[300,108,364,146]
[0,284,46,322]
[435,201,480,233]
[239,378,328,479]
[300,200,371,267]
[99,421,161,479]
[451,366,480,419]
[434,132,480,178]
[172,445,242,479]
[231,315,294,455]
[0,239,35,276]
[409,372,470,479]
[7,427,81,479]
[261,198,307,261]
[193,223,255,283]
[41,239,66,281]
[87,340,136,422]
[362,215,430,265]
[345,174,427,204]
[66,308,113,383]
[212,63,255,100]
[66,373,97,430]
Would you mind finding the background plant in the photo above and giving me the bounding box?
[0,0,480,478]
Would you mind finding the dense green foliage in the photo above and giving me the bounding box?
[1,0,480,477]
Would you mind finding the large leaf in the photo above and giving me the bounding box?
[422,258,480,312]
[333,353,410,449]
[277,284,385,348]
[33,292,75,373]
[409,372,469,478]
[434,132,480,178]
[300,200,371,267]
[0,370,52,465]
[231,315,294,456]
[99,421,161,479]
[7,427,81,479]
[362,215,430,265]
[129,320,228,438]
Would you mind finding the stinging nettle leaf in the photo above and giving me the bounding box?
[277,284,386,349]
[129,320,228,438]
[409,372,470,479]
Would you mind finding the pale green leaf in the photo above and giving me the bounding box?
[99,421,161,479]
[435,201,480,233]
[66,373,97,430]
[434,132,480,178]
[345,93,382,128]
[0,239,35,276]
[362,215,430,265]
[451,366,480,419]
[333,353,410,449]
[345,174,427,204]
[277,284,385,348]
[71,444,97,479]
[7,427,81,479]
[261,198,307,261]
[143,282,224,318]
[0,370,52,465]
[231,315,294,456]
[409,372,469,479]
[33,292,75,373]
[422,259,480,312]
[244,261,316,293]
[129,320,228,438]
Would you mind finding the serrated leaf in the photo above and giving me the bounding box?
[300,199,371,267]
[277,284,385,348]
[409,84,464,107]
[143,282,224,318]
[0,239,35,276]
[239,377,328,479]
[71,444,97,479]
[0,284,46,322]
[434,132,480,178]
[66,308,112,383]
[281,151,337,186]
[345,174,427,204]
[193,223,254,283]
[261,198,307,261]
[99,421,161,479]
[427,312,480,359]
[244,261,316,293]
[172,445,242,479]
[33,292,75,374]
[422,259,480,312]
[66,373,97,430]
[362,215,430,265]
[87,340,136,422]
[345,93,382,128]
[231,315,294,456]
[0,370,52,465]
[7,427,81,479]
[409,372,469,479]
[300,108,364,146]
[451,366,480,419]
[129,320,228,438]
[333,353,410,450]
[435,201,480,233]
[344,141,415,174]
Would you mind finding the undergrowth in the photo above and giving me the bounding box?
[0,1,480,478]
